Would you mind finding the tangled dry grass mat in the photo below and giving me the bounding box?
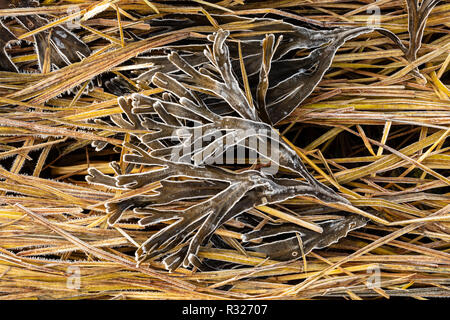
[0,0,449,299]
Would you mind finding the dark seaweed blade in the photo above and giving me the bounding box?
[246,214,369,260]
[142,180,229,206]
[133,16,367,85]
[47,26,91,65]
[266,27,373,124]
[0,21,18,72]
[158,178,353,271]
[256,34,282,125]
[148,32,348,203]
[148,178,343,271]
[166,35,257,121]
[15,14,91,71]
[137,181,256,267]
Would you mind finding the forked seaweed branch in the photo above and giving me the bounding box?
[87,27,381,271]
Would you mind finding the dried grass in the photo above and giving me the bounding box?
[0,0,449,299]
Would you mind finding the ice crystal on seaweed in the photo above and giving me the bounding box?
[86,26,380,271]
[374,0,441,82]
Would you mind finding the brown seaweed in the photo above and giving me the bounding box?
[86,29,373,271]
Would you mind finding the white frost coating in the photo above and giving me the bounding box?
[83,26,373,271]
